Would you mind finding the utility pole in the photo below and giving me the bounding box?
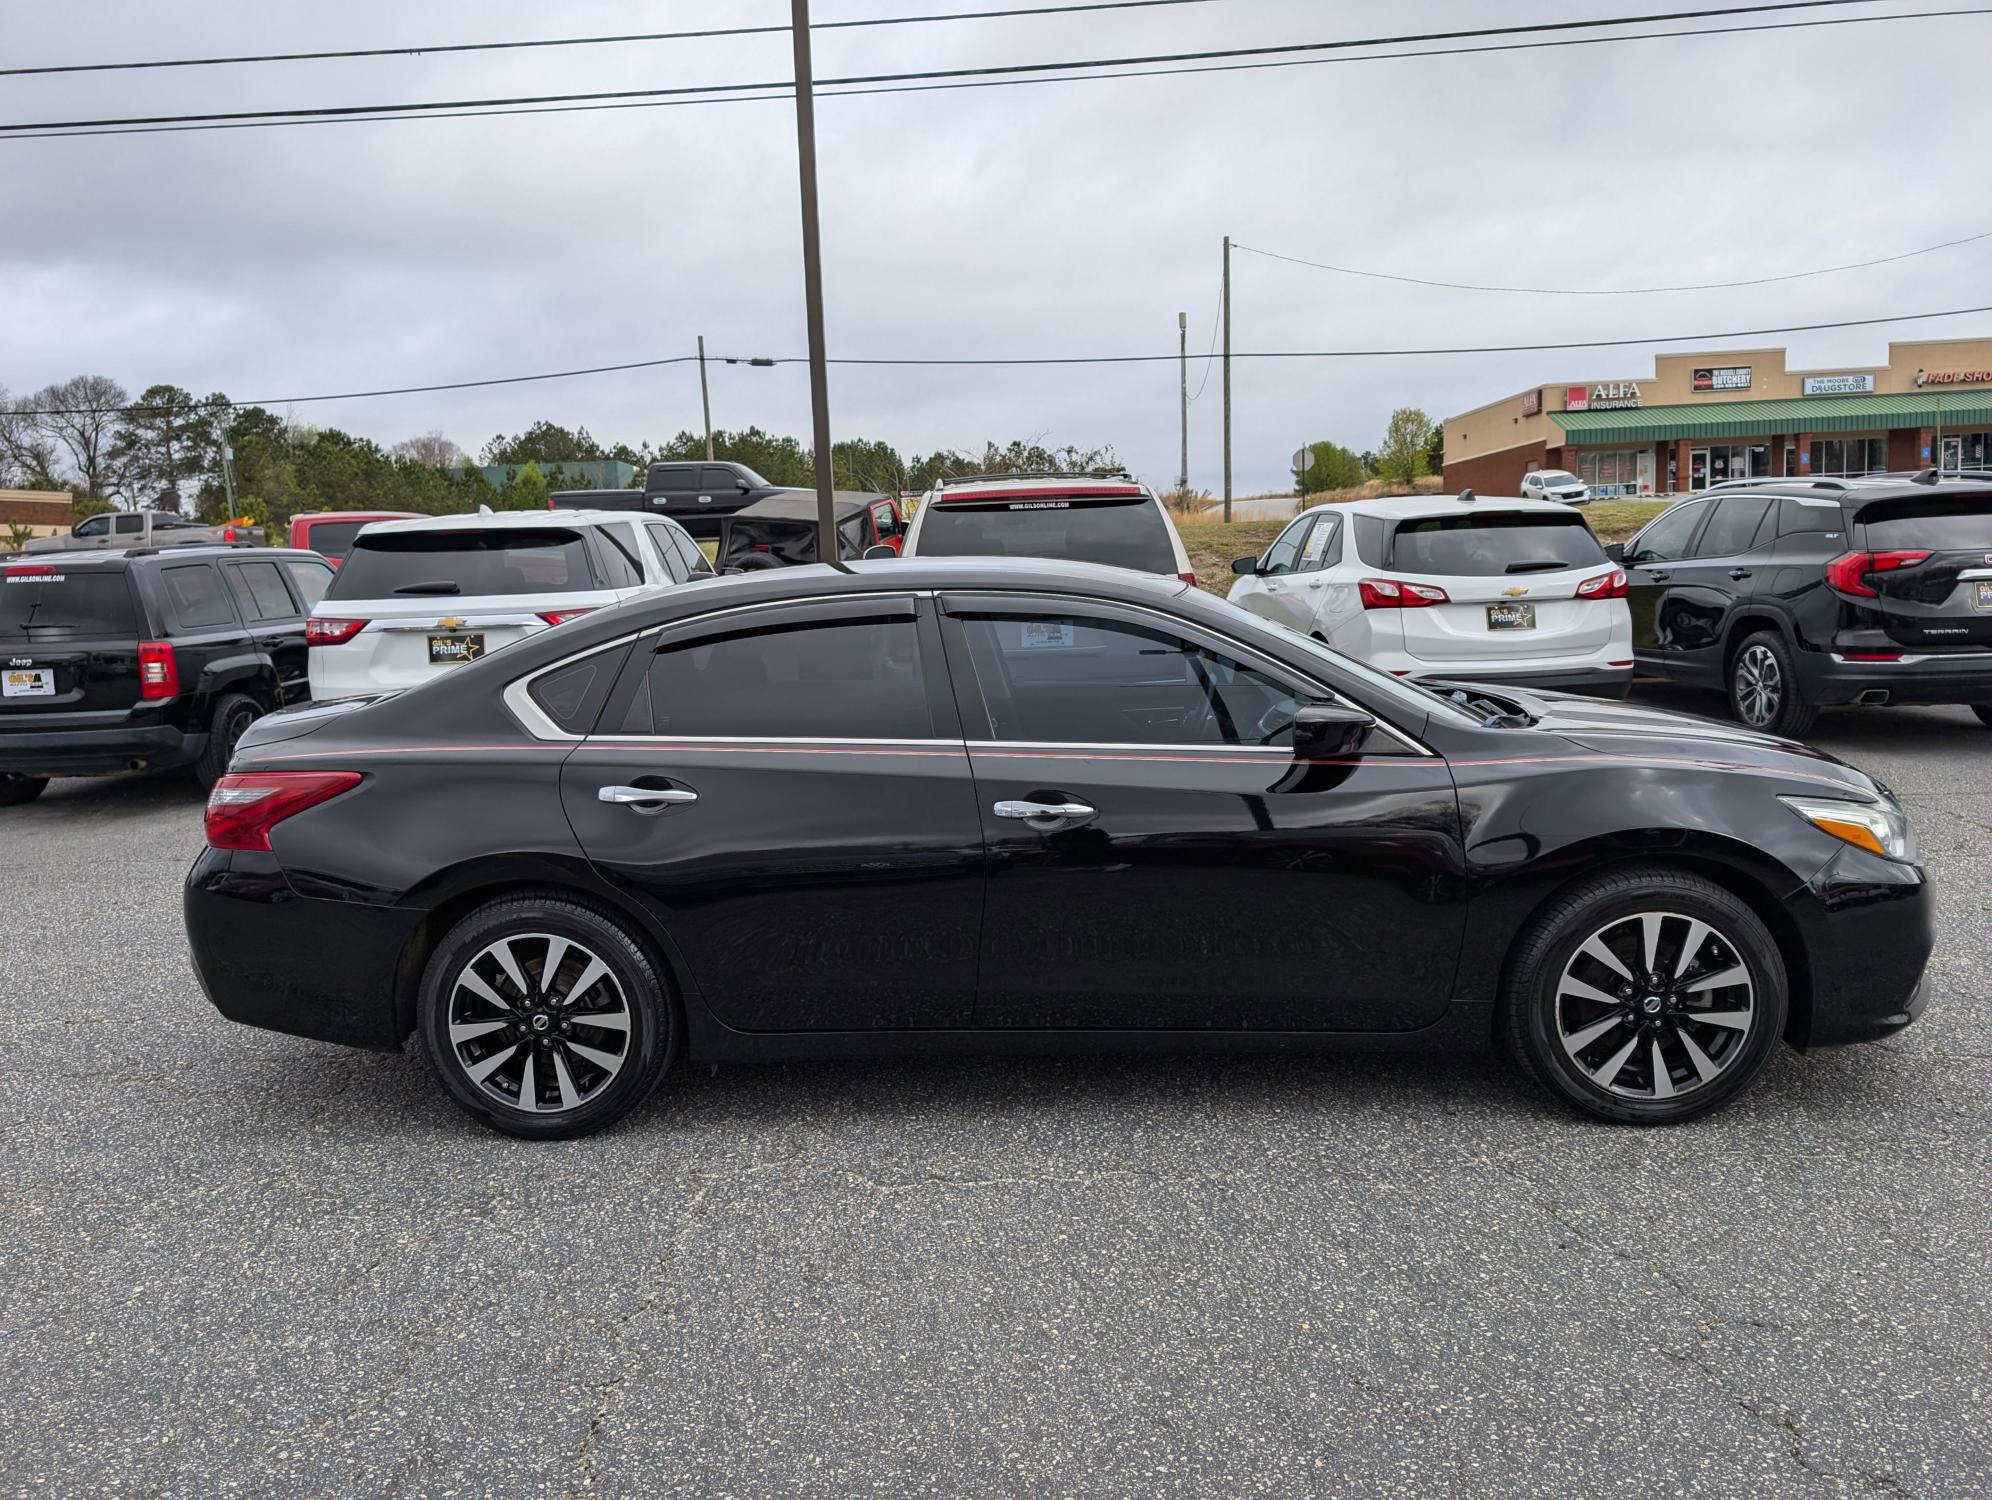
[788,0,846,571]
[1177,311,1188,496]
[697,335,714,460]
[1222,235,1233,523]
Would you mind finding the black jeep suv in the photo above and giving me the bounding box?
[0,545,333,804]
[550,461,788,541]
[1614,473,1992,735]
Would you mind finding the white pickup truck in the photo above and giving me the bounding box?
[24,511,265,553]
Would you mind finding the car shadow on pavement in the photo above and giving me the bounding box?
[34,770,207,816]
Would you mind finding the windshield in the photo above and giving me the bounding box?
[0,565,139,638]
[327,528,599,599]
[916,497,1177,574]
[1387,511,1607,576]
[1537,472,1579,487]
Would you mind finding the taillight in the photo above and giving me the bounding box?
[1576,568,1629,600]
[305,617,368,646]
[1176,571,1199,587]
[205,771,363,852]
[1359,578,1450,608]
[221,527,237,542]
[137,640,179,699]
[546,497,556,511]
[1842,650,1904,663]
[537,608,597,626]
[1824,550,1930,598]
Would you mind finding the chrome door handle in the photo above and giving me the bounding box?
[994,799,1095,822]
[1647,570,1671,582]
[1728,568,1753,580]
[598,785,697,814]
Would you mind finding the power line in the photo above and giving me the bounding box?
[0,0,1231,79]
[1187,283,1223,403]
[9,7,1981,142]
[0,1,1933,137]
[1234,226,1992,295]
[15,304,1992,416]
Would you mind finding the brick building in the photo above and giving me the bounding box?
[0,490,75,542]
[1443,337,1992,498]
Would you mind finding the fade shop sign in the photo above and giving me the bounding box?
[1564,382,1641,412]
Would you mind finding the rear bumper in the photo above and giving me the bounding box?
[1411,663,1633,700]
[1796,649,1992,707]
[1783,844,1934,1048]
[0,717,202,776]
[184,848,422,1052]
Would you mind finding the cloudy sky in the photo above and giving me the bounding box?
[5,0,1989,492]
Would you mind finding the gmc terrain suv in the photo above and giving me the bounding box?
[1612,472,1992,734]
[0,545,333,803]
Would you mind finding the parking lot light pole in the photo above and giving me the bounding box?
[789,0,848,571]
[698,335,714,461]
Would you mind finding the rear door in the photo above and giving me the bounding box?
[0,561,145,717]
[1623,499,1711,674]
[220,558,313,705]
[1850,492,1992,649]
[1382,509,1619,668]
[938,592,1465,1032]
[559,594,984,1031]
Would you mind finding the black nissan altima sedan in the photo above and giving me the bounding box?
[183,558,1933,1138]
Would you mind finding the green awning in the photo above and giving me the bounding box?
[1552,390,1992,444]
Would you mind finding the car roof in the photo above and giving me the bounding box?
[354,509,641,536]
[292,510,422,523]
[2,545,308,569]
[1700,474,1992,504]
[1321,493,1578,520]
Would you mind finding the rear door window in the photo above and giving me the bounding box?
[669,527,715,578]
[223,560,302,621]
[160,563,239,630]
[1386,512,1607,576]
[915,496,1177,574]
[1858,496,1992,550]
[326,529,599,599]
[112,514,144,537]
[1692,494,1774,557]
[0,564,139,638]
[595,524,647,587]
[648,466,698,493]
[640,523,689,583]
[1298,516,1340,571]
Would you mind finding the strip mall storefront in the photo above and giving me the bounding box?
[1443,338,1992,498]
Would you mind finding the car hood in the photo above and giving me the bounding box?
[1430,683,1884,798]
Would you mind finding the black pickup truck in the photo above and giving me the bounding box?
[0,545,334,803]
[550,460,786,540]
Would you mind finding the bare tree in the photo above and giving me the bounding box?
[0,389,63,489]
[30,375,131,501]
[392,431,465,469]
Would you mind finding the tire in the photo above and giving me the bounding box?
[418,894,676,1139]
[1499,865,1787,1126]
[1972,705,1992,728]
[195,692,263,789]
[0,774,48,807]
[1727,631,1818,739]
[729,552,783,572]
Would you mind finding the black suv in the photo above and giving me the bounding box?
[550,461,786,540]
[1612,474,1992,735]
[0,545,333,804]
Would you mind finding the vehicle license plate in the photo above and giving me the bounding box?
[427,633,485,664]
[1975,580,1992,611]
[1486,603,1537,631]
[1020,621,1075,649]
[2,668,53,697]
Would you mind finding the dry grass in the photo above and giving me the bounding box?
[1300,476,1446,505]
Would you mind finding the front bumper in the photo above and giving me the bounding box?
[1797,648,1992,707]
[0,718,203,777]
[1412,663,1633,701]
[185,848,425,1052]
[1782,843,1935,1048]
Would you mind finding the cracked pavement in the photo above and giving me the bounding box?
[1,698,1988,1496]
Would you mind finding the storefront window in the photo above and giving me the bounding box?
[1577,449,1650,495]
[1808,438,1887,476]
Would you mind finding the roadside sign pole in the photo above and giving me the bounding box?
[788,0,847,571]
[698,335,714,461]
[1222,236,1233,523]
[1178,311,1188,496]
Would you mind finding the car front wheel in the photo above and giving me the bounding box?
[1501,866,1787,1125]
[418,894,675,1139]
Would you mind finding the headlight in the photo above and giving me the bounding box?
[1779,795,1917,863]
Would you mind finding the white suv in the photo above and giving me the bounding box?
[1226,492,1633,698]
[1519,469,1591,505]
[308,509,712,699]
[901,473,1196,583]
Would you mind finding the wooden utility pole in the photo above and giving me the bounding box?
[1222,236,1233,522]
[789,0,846,570]
[697,335,714,460]
[1178,312,1189,496]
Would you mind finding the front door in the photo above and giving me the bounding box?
[1229,514,1315,633]
[938,593,1466,1032]
[1943,436,1962,472]
[560,595,985,1031]
[1690,448,1709,491]
[1655,491,1775,687]
[1623,498,1711,674]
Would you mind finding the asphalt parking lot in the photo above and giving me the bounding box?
[3,697,1988,1497]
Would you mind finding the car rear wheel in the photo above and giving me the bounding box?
[1500,865,1787,1125]
[195,693,263,789]
[1728,631,1817,739]
[0,773,48,807]
[418,895,675,1139]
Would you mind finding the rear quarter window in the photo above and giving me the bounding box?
[914,496,1177,574]
[327,529,599,599]
[1386,512,1606,576]
[1858,495,1992,550]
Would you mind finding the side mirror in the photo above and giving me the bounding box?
[1231,555,1260,576]
[736,478,752,492]
[1292,704,1375,760]
[1604,541,1626,563]
[862,544,896,560]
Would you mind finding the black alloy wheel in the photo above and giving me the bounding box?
[418,895,675,1139]
[1502,866,1787,1125]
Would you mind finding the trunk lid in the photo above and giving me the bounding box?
[0,562,146,715]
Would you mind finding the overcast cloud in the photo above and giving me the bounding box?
[4,0,1989,492]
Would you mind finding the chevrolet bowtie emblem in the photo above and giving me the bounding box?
[1503,586,1530,598]
[436,617,465,629]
